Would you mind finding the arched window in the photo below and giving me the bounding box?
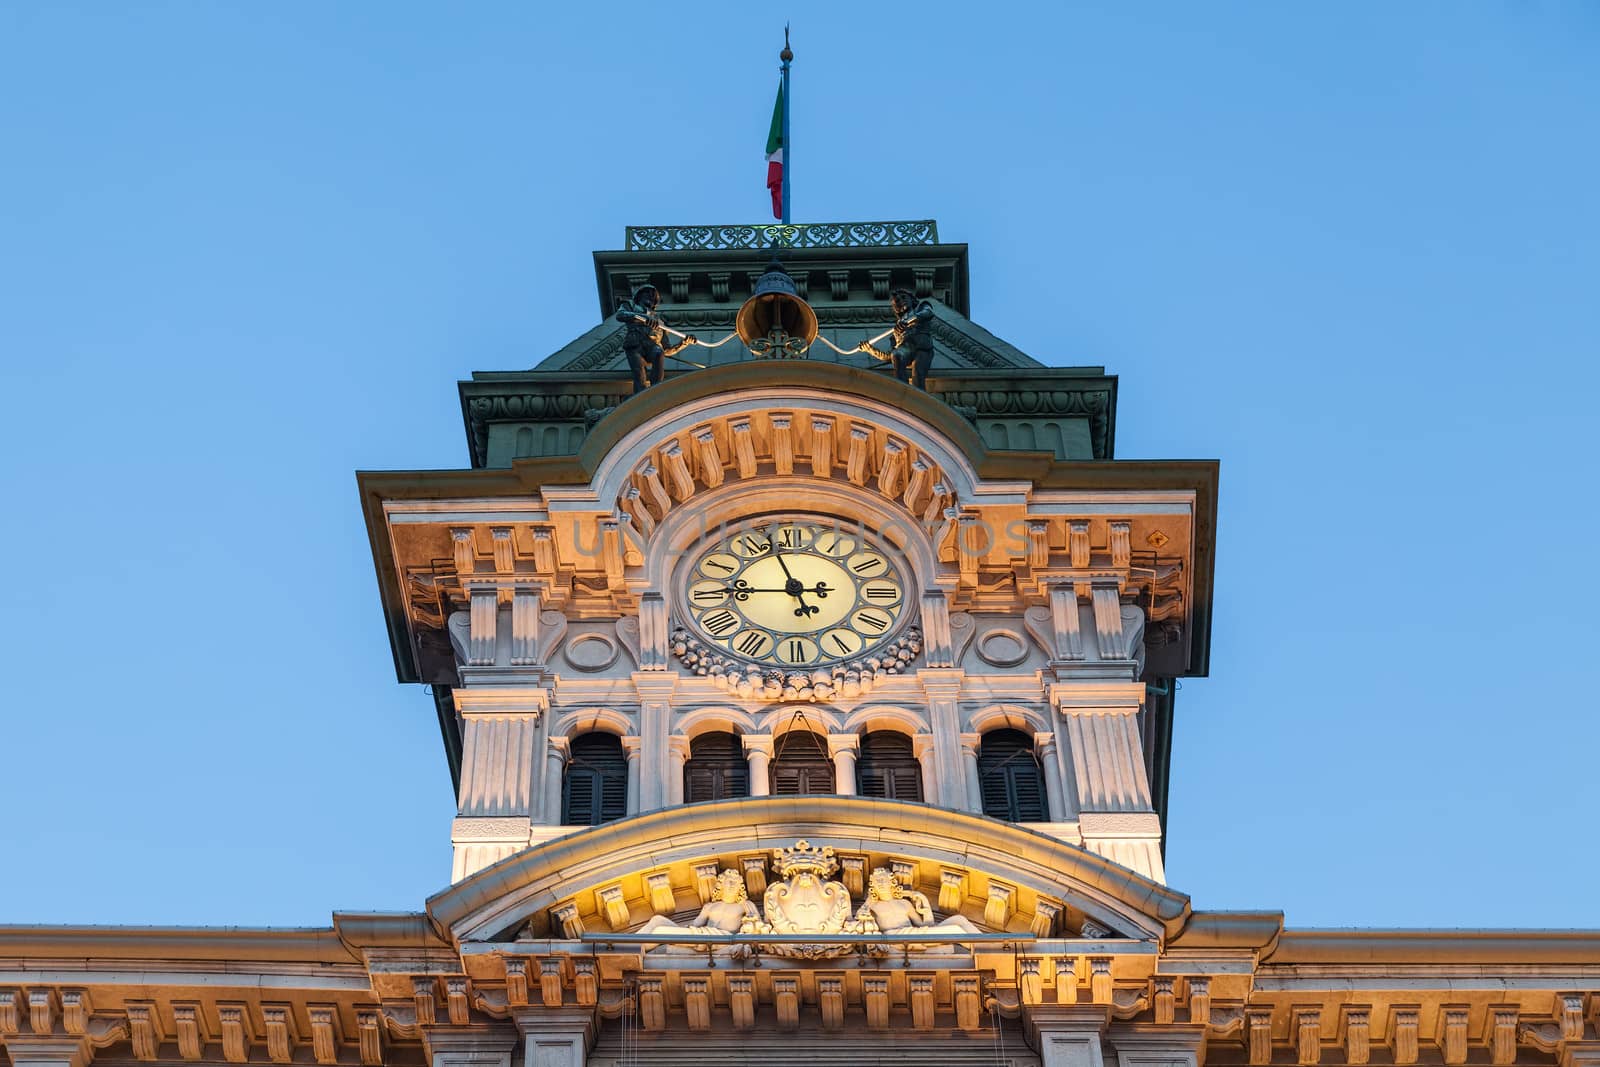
[770,729,835,795]
[977,729,1047,822]
[684,731,749,804]
[857,731,923,802]
[562,733,627,826]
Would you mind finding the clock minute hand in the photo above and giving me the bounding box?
[765,534,820,617]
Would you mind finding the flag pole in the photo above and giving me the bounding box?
[780,26,792,225]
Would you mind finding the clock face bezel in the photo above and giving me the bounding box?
[676,513,913,669]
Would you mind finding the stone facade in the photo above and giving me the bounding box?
[3,223,1594,1067]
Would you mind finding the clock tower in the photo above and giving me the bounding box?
[358,220,1215,888]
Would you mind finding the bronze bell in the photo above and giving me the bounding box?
[735,256,818,357]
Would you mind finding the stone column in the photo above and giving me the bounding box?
[918,668,969,808]
[1036,732,1067,822]
[743,735,774,796]
[632,673,678,811]
[426,1026,520,1067]
[913,734,938,801]
[667,736,689,805]
[542,737,569,826]
[451,688,549,880]
[959,733,984,813]
[828,734,859,795]
[510,1007,597,1067]
[1107,1024,1205,1067]
[1052,680,1164,882]
[1027,1004,1111,1067]
[2,1038,94,1067]
[621,736,642,815]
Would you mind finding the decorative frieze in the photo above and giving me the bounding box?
[863,974,891,1029]
[27,989,56,1039]
[645,871,676,914]
[637,973,666,1031]
[728,974,755,1030]
[355,1008,383,1067]
[984,879,1015,927]
[729,418,757,478]
[125,1001,164,1061]
[1340,1006,1370,1065]
[846,424,872,486]
[172,1003,203,1061]
[551,899,584,938]
[503,958,529,1006]
[682,974,711,1032]
[659,441,695,501]
[910,975,936,1031]
[818,973,845,1030]
[1020,957,1044,1006]
[1054,957,1080,1004]
[1152,977,1176,1026]
[953,973,983,1031]
[1489,1007,1518,1065]
[692,427,724,489]
[218,1003,251,1063]
[938,868,967,912]
[773,974,800,1031]
[770,413,794,474]
[1438,1005,1469,1066]
[1089,957,1114,1005]
[1390,1006,1420,1066]
[572,959,598,1006]
[809,416,834,476]
[1247,1007,1273,1066]
[60,990,90,1035]
[263,1003,297,1065]
[597,883,631,930]
[1295,1006,1322,1065]
[539,958,563,1008]
[308,1005,341,1066]
[412,978,438,1027]
[1188,977,1210,1026]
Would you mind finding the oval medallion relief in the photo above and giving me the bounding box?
[564,633,620,672]
[975,629,1030,668]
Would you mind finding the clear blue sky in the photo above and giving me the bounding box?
[2,2,1596,929]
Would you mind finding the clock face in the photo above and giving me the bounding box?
[683,517,909,668]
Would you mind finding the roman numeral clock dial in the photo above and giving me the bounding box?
[682,519,908,669]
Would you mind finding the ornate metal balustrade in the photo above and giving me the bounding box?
[625,220,940,251]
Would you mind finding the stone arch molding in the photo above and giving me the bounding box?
[593,388,984,542]
[427,797,1190,948]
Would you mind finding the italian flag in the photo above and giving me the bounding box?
[765,83,784,220]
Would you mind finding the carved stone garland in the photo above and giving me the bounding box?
[670,624,923,703]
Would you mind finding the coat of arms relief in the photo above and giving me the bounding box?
[638,840,982,959]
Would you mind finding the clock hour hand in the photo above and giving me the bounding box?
[764,532,821,617]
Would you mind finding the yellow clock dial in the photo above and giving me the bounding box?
[682,518,908,668]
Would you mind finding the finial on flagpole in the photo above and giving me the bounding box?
[781,24,792,62]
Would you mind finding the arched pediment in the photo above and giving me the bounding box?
[427,797,1190,947]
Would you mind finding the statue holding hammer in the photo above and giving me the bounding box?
[858,288,935,390]
[616,285,699,394]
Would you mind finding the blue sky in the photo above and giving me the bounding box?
[1,2,1596,928]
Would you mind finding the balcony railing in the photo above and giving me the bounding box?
[624,220,939,252]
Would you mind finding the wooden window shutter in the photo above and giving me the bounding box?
[771,730,834,795]
[856,731,924,802]
[977,729,1047,822]
[562,733,628,826]
[684,731,749,804]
